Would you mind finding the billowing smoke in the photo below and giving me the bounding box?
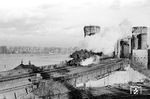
[81,27,120,55]
[67,19,132,66]
[79,19,132,56]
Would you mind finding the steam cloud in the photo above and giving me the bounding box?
[80,56,100,66]
[79,19,132,56]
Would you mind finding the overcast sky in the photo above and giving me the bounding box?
[0,0,150,47]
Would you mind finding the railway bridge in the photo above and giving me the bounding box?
[0,58,130,99]
[55,59,129,87]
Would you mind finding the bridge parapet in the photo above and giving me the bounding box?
[64,59,129,87]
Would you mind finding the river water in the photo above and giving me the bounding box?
[0,54,70,71]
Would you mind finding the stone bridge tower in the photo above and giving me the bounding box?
[131,26,150,69]
[83,25,100,37]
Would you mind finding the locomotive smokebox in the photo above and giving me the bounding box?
[84,25,100,37]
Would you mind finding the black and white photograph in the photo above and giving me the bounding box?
[0,0,150,99]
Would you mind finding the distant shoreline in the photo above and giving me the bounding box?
[0,54,70,72]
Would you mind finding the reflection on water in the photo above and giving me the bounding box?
[0,54,70,71]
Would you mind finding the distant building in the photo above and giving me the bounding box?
[84,25,100,37]
[0,46,7,54]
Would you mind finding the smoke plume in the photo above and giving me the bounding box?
[79,19,132,56]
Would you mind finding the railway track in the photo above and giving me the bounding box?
[62,59,127,80]
[0,84,32,94]
[0,58,127,82]
[0,58,129,94]
[0,65,73,82]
